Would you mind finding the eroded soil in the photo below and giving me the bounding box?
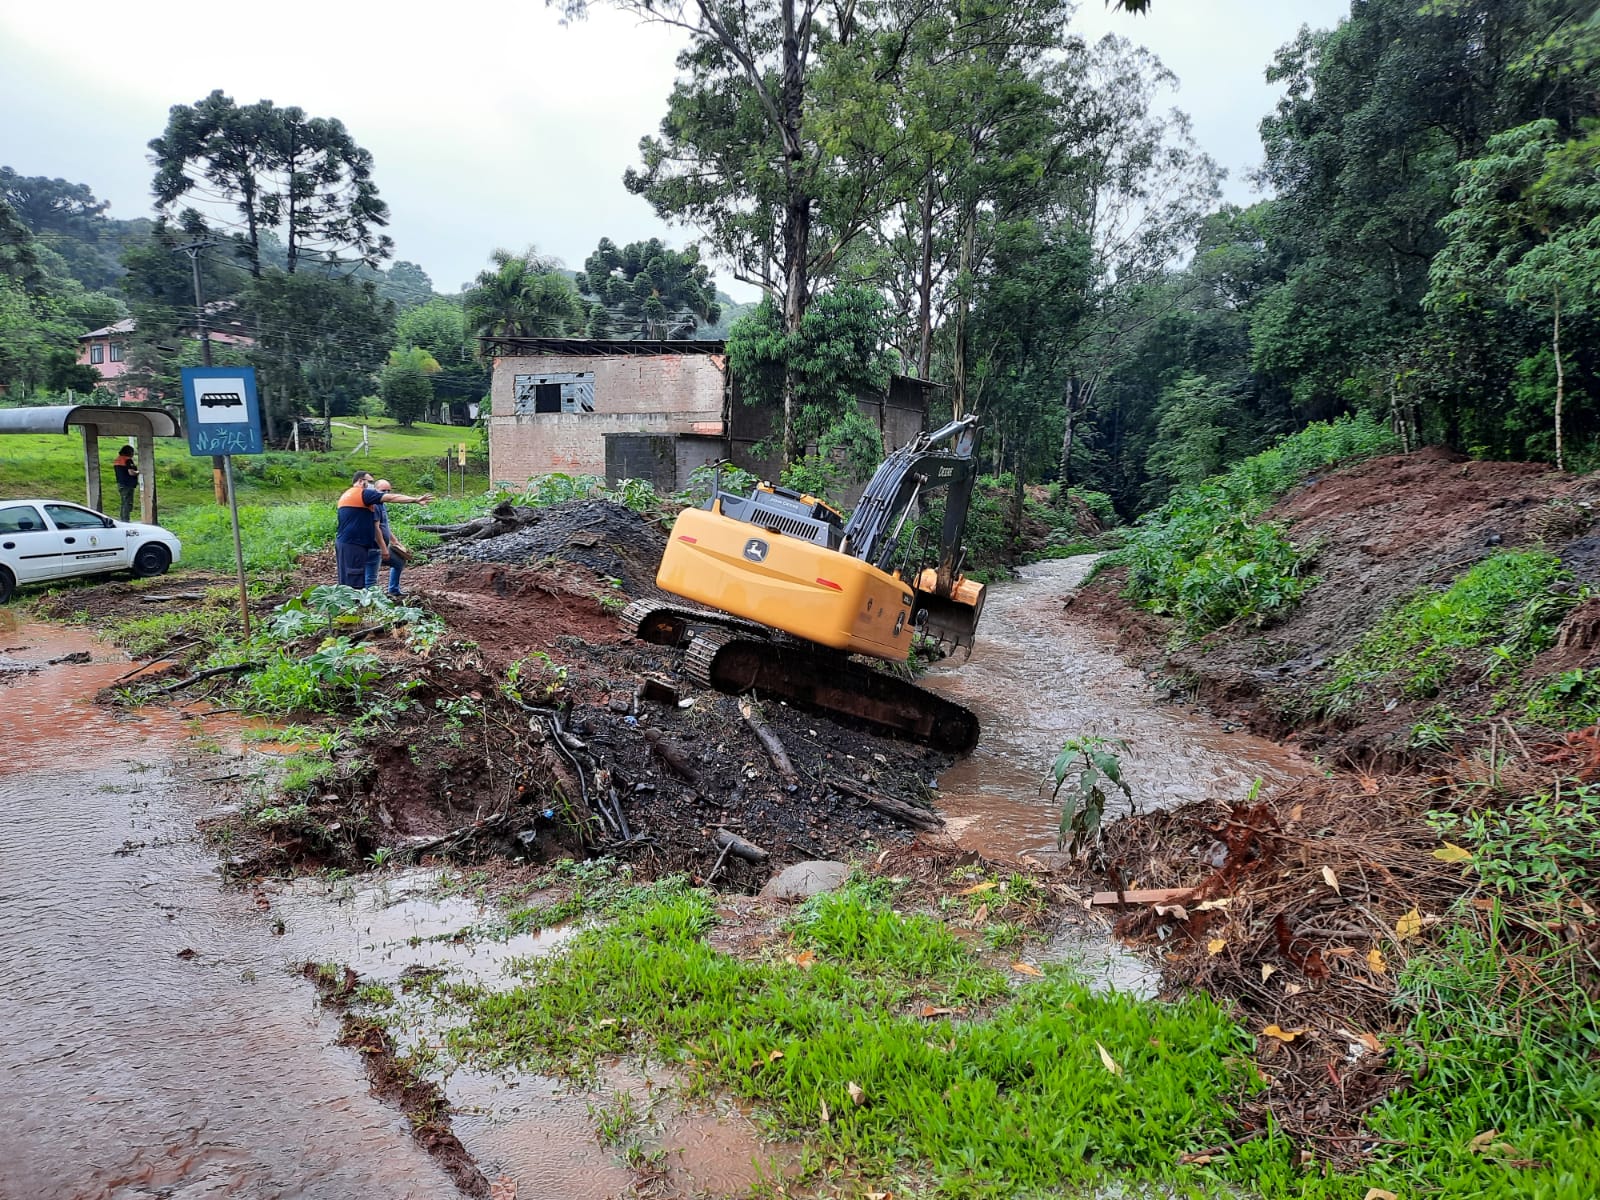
[1075,447,1600,763]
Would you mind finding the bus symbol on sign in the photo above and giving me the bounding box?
[201,390,244,409]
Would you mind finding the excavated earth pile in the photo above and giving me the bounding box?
[1076,447,1600,762]
[431,498,672,597]
[123,500,953,884]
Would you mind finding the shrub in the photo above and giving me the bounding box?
[1115,414,1396,635]
[1317,550,1572,714]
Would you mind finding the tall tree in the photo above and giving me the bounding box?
[395,297,486,404]
[150,91,394,275]
[377,260,436,310]
[244,272,394,438]
[574,237,721,338]
[1428,119,1600,470]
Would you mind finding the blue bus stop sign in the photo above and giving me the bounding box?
[181,366,263,456]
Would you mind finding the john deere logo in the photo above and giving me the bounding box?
[743,538,769,563]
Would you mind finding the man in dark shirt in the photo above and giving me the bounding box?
[334,471,431,589]
[112,446,138,522]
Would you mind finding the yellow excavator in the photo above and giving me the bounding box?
[621,415,987,753]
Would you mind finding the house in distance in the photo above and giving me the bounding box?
[482,336,931,502]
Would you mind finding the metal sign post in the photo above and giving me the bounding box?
[181,367,263,639]
[221,455,250,639]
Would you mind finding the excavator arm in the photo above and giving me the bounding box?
[841,415,985,653]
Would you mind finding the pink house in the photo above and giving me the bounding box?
[78,318,137,392]
[78,316,254,404]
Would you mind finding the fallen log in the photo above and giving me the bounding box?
[139,591,209,604]
[642,727,700,784]
[827,775,944,831]
[738,698,797,783]
[418,503,540,541]
[151,661,260,695]
[713,828,769,863]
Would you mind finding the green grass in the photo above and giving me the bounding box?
[0,416,489,581]
[1116,414,1395,635]
[450,888,1257,1197]
[0,417,484,512]
[1317,550,1573,717]
[438,883,1600,1198]
[1370,917,1600,1199]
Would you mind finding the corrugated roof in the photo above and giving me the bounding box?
[79,318,137,340]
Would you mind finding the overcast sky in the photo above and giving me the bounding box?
[1,0,1348,302]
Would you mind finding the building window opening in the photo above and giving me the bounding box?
[514,371,596,415]
[109,342,123,363]
[90,344,104,365]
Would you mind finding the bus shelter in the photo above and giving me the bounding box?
[0,405,182,524]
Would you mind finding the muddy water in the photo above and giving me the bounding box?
[924,557,1312,862]
[0,615,466,1199]
[0,612,783,1200]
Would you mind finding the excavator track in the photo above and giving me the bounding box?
[621,600,980,754]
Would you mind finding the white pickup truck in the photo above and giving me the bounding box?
[0,499,182,602]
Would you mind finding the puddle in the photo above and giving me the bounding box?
[1038,921,1165,1000]
[0,617,583,1199]
[268,870,577,987]
[924,556,1313,862]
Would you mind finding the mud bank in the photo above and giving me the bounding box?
[1076,447,1600,761]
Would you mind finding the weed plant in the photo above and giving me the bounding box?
[1116,414,1395,635]
[1317,550,1571,717]
[1524,667,1600,729]
[1428,782,1600,904]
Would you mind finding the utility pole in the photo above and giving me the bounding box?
[176,239,227,504]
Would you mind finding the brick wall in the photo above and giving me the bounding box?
[489,353,728,486]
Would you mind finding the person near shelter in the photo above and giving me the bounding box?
[335,473,430,589]
[364,479,426,596]
[112,446,138,522]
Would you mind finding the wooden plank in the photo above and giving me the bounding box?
[1089,887,1197,907]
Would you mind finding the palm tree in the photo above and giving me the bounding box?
[466,248,584,340]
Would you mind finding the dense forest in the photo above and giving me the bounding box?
[2,0,1596,511]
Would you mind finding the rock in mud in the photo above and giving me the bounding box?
[759,860,850,901]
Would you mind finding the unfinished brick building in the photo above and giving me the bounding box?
[483,337,931,500]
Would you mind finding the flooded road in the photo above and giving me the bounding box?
[925,557,1312,861]
[0,616,464,1199]
[0,613,780,1200]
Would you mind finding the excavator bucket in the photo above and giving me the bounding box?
[914,570,986,656]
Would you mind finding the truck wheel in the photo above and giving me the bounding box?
[0,566,13,604]
[132,544,171,578]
